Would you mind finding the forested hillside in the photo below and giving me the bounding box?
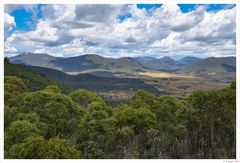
[4,65,236,158]
[28,66,160,94]
[4,58,69,92]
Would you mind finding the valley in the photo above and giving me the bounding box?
[8,53,236,103]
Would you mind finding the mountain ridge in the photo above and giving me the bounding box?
[9,53,236,75]
[177,56,236,75]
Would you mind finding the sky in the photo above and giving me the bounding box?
[4,4,236,58]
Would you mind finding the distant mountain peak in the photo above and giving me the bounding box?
[179,56,201,66]
[20,52,51,57]
[159,56,178,63]
[134,56,156,62]
[161,56,172,59]
[84,54,98,57]
[181,56,199,59]
[120,57,135,61]
[10,52,58,67]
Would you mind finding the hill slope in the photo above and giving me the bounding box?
[9,52,59,67]
[28,66,160,94]
[4,58,62,91]
[52,55,144,72]
[179,56,201,66]
[137,56,184,72]
[177,57,236,75]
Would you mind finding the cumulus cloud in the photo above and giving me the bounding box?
[4,4,236,58]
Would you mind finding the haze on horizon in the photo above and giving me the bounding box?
[4,4,236,59]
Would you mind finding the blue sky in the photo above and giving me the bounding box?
[4,4,236,58]
[9,5,44,33]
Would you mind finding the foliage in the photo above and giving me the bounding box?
[4,72,236,158]
[7,135,81,159]
[76,101,115,158]
[4,58,69,92]
[69,89,105,108]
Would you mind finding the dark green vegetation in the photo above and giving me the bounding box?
[4,59,236,159]
[4,58,69,92]
[5,58,55,92]
[28,66,159,94]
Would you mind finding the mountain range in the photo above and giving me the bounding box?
[9,53,236,75]
[5,58,160,97]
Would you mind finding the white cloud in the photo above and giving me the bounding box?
[4,13,15,38]
[34,39,85,57]
[181,7,236,43]
[151,32,181,48]
[4,42,18,56]
[4,4,236,58]
[152,4,205,32]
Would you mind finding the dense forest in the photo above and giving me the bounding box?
[4,59,236,159]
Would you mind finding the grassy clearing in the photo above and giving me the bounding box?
[137,72,196,79]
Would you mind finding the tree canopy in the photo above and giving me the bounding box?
[4,74,236,159]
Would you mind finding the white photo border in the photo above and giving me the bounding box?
[0,0,239,163]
